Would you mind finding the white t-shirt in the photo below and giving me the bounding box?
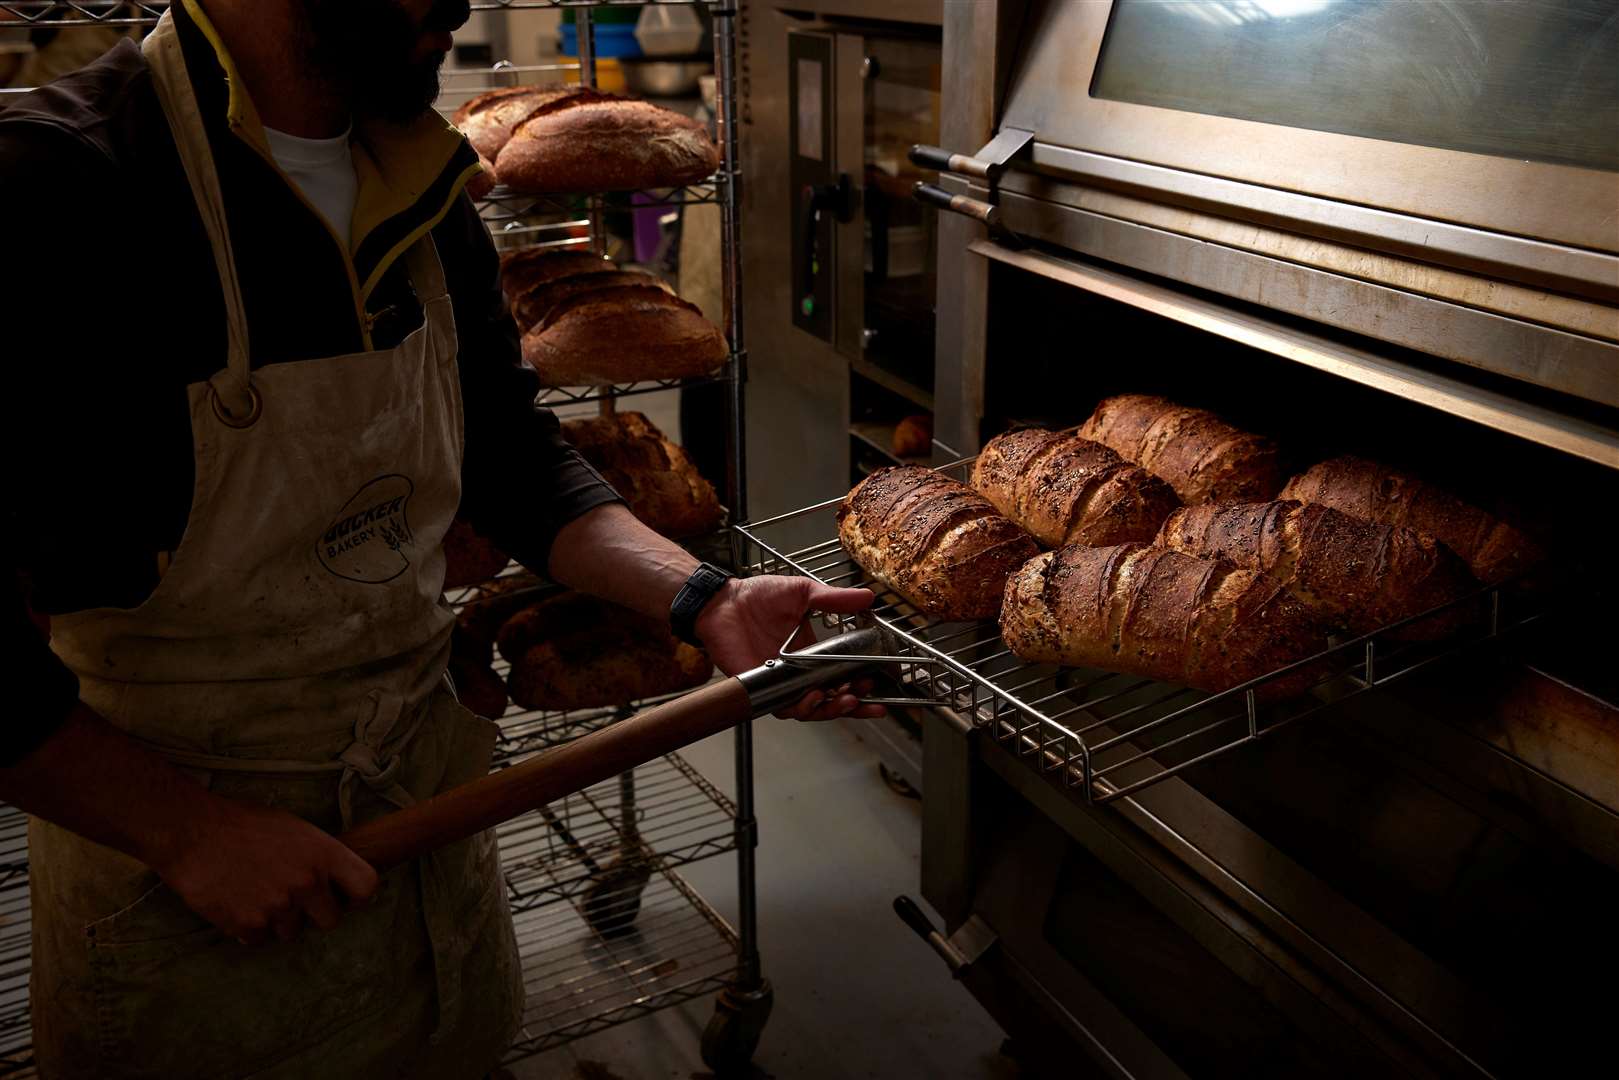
[263,124,358,249]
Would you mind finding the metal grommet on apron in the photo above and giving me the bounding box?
[27,11,523,1079]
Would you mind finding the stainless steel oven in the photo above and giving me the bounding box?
[742,1,1619,1075]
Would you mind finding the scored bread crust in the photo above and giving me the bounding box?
[512,269,672,331]
[453,85,590,160]
[521,285,728,385]
[971,427,1180,548]
[1156,500,1477,638]
[1280,456,1539,586]
[999,543,1326,694]
[1078,394,1280,505]
[495,95,721,193]
[838,466,1040,621]
[499,248,616,303]
[560,411,724,539]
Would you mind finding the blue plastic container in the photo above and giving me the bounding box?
[559,23,643,59]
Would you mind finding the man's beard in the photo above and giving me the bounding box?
[304,0,468,125]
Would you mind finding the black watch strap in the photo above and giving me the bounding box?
[670,562,733,647]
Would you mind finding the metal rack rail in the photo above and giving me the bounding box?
[733,459,1567,809]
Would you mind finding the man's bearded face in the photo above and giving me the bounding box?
[304,0,471,124]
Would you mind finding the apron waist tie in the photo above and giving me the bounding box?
[130,687,430,830]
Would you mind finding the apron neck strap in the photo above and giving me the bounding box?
[142,13,255,422]
[402,232,450,306]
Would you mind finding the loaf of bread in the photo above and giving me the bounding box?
[561,411,724,538]
[1079,394,1280,505]
[499,592,712,711]
[499,247,614,305]
[454,572,550,667]
[838,466,1040,621]
[453,85,585,161]
[1280,456,1541,585]
[447,653,509,720]
[971,428,1180,549]
[522,284,728,386]
[492,88,721,193]
[892,414,933,459]
[512,269,672,332]
[443,518,510,589]
[1156,500,1476,638]
[1000,543,1328,694]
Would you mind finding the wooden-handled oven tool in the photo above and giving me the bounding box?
[338,624,893,871]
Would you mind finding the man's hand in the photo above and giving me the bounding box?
[694,575,888,722]
[149,796,379,945]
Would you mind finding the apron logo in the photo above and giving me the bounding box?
[318,475,416,584]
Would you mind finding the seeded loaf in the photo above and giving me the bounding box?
[1079,394,1280,505]
[1156,500,1476,638]
[1000,543,1328,695]
[838,466,1040,621]
[1280,455,1541,586]
[560,411,724,539]
[972,427,1180,549]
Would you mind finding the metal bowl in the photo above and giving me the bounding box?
[620,58,713,99]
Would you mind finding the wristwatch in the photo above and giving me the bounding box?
[670,562,733,647]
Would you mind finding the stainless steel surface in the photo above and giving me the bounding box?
[734,625,886,716]
[985,186,1619,411]
[1000,0,1618,253]
[732,464,1563,806]
[969,240,1619,468]
[620,58,711,99]
[1014,143,1619,304]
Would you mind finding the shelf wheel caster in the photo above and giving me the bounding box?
[700,978,774,1076]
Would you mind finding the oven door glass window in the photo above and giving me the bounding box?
[1091,0,1619,172]
[864,37,941,392]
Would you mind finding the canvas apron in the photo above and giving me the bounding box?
[27,14,523,1078]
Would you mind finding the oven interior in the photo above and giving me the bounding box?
[953,257,1619,1077]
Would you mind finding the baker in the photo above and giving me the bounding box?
[0,2,877,1076]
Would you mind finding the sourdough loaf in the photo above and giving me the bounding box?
[1000,543,1327,694]
[1079,394,1280,505]
[1280,456,1540,586]
[499,592,712,711]
[454,571,550,667]
[560,411,724,538]
[493,89,721,193]
[838,466,1040,621]
[522,284,728,385]
[512,269,671,332]
[499,247,615,304]
[971,428,1179,549]
[1156,500,1476,638]
[453,85,585,161]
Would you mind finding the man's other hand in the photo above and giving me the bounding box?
[693,575,887,722]
[153,797,380,944]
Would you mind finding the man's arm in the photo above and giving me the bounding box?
[0,703,379,944]
[548,503,885,723]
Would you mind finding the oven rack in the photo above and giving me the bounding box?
[732,459,1562,808]
[0,2,725,28]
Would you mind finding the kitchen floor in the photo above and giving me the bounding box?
[502,717,1018,1080]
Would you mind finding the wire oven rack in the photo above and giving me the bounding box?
[732,459,1563,808]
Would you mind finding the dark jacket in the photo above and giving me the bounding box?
[1,2,620,763]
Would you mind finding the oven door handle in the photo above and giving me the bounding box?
[914,182,1001,229]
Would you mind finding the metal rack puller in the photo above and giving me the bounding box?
[0,1,770,1074]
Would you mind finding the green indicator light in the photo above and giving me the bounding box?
[800,296,815,316]
[811,260,820,274]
